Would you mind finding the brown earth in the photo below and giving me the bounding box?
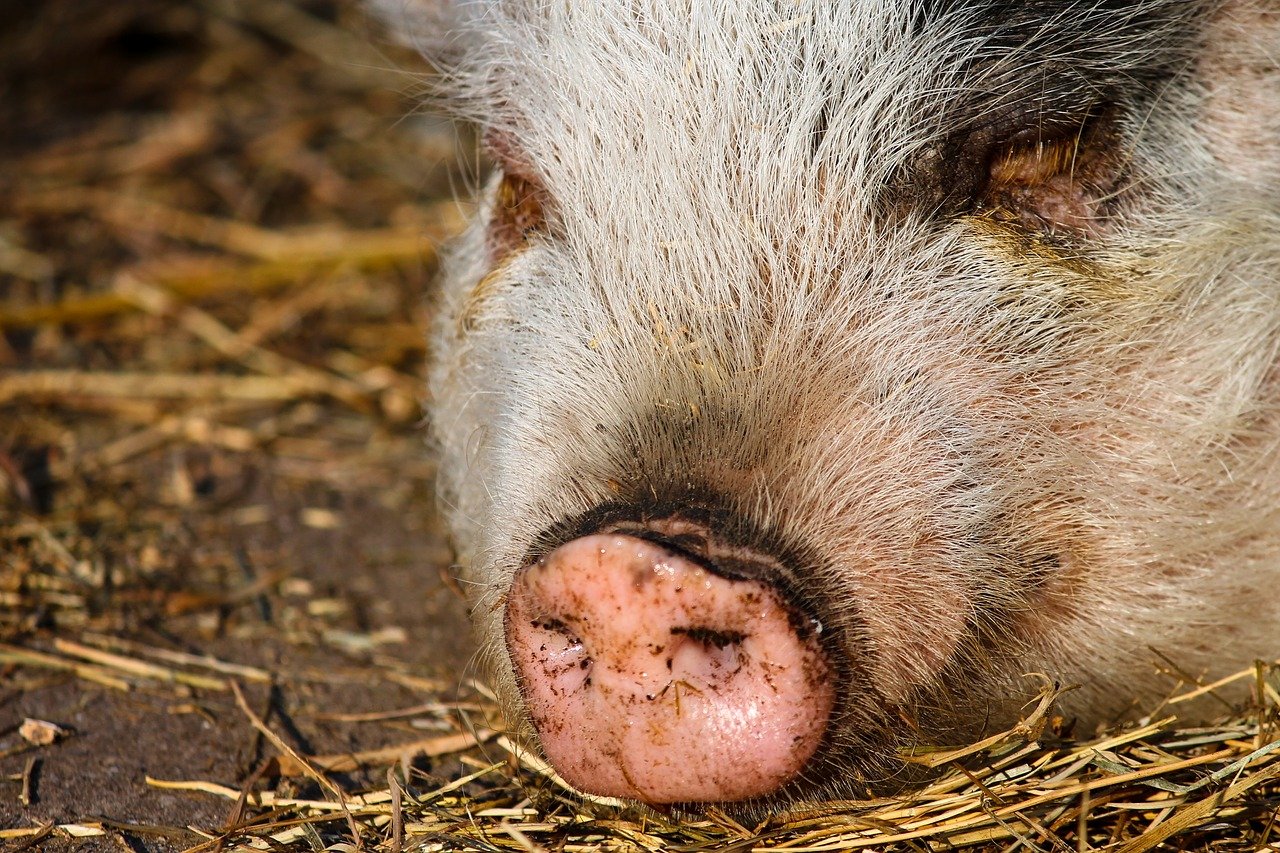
[0,2,485,849]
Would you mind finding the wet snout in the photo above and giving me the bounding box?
[505,531,834,804]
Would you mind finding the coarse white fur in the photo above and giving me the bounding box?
[381,0,1280,799]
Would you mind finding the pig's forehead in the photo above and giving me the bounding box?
[454,1,1201,205]
[454,1,1204,127]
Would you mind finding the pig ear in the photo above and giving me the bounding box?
[365,1,501,124]
[1197,1,1280,188]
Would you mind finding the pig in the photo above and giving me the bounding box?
[377,0,1280,808]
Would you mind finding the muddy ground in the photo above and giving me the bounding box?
[0,2,484,849]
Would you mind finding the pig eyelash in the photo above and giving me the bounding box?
[969,106,1127,237]
[487,170,549,258]
[483,131,552,259]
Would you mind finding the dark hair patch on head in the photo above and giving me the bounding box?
[890,0,1209,230]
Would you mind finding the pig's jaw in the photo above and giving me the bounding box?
[505,533,835,804]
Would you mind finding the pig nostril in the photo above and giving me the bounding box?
[670,625,747,649]
[532,616,573,636]
[532,616,581,645]
[528,616,592,672]
[668,625,748,680]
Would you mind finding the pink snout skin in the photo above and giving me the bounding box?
[505,533,835,804]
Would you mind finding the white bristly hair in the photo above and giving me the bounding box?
[378,0,1280,801]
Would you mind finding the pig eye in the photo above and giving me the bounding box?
[484,132,550,259]
[973,109,1123,236]
[488,172,548,258]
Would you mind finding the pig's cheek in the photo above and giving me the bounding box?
[862,574,972,701]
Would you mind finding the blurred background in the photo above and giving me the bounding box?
[0,1,486,848]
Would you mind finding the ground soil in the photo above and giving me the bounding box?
[0,2,482,849]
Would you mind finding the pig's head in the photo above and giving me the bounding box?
[387,0,1280,807]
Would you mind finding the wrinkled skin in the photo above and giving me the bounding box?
[378,0,1280,809]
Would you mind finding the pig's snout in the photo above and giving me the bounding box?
[505,533,834,804]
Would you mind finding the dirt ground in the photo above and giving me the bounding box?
[0,1,485,849]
